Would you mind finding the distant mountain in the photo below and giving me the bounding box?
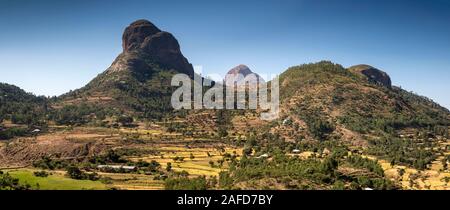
[224,64,264,86]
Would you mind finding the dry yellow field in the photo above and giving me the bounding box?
[129,146,242,177]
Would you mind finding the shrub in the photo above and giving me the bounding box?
[33,171,49,177]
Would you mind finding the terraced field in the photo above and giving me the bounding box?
[128,146,242,177]
[366,139,450,190]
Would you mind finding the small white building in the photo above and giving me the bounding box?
[257,153,269,159]
[97,165,137,170]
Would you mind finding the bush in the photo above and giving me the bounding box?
[89,150,128,164]
[0,127,28,140]
[33,171,49,177]
[66,166,100,181]
[0,172,31,190]
[32,156,69,170]
[309,119,335,140]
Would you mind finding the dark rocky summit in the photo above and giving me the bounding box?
[349,64,392,88]
[109,19,194,77]
[225,64,264,86]
[122,19,162,52]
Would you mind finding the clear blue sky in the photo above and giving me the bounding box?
[0,0,449,108]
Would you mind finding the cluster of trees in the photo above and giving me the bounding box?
[347,155,385,177]
[136,160,161,174]
[66,166,100,181]
[33,171,49,178]
[0,127,29,140]
[88,150,129,165]
[47,104,117,126]
[216,110,233,138]
[216,149,396,190]
[308,119,335,140]
[33,156,69,170]
[0,171,31,190]
[165,176,217,190]
[0,83,49,140]
[0,83,48,127]
[367,137,436,170]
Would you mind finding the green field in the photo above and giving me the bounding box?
[5,169,108,190]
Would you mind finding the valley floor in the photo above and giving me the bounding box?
[0,123,449,190]
[0,124,242,190]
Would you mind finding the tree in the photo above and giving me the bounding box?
[398,168,405,181]
[164,176,208,190]
[442,158,448,171]
[66,166,84,180]
[218,127,228,138]
[321,156,338,173]
[243,147,253,156]
[166,162,172,172]
[309,119,335,140]
[0,172,31,190]
[217,159,224,168]
[173,156,184,162]
[117,115,133,126]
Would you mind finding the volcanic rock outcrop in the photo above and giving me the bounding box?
[349,64,392,88]
[108,19,194,77]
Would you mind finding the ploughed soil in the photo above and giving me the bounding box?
[0,127,115,168]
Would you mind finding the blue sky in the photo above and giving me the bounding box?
[0,0,449,108]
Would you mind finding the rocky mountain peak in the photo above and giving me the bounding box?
[108,19,194,77]
[122,19,162,52]
[349,64,392,88]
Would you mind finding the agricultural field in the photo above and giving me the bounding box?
[128,146,242,177]
[0,121,244,190]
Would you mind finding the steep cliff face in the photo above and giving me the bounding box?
[109,19,194,77]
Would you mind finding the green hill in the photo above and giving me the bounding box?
[0,83,48,126]
[275,61,449,168]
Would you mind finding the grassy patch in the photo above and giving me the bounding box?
[6,169,108,190]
